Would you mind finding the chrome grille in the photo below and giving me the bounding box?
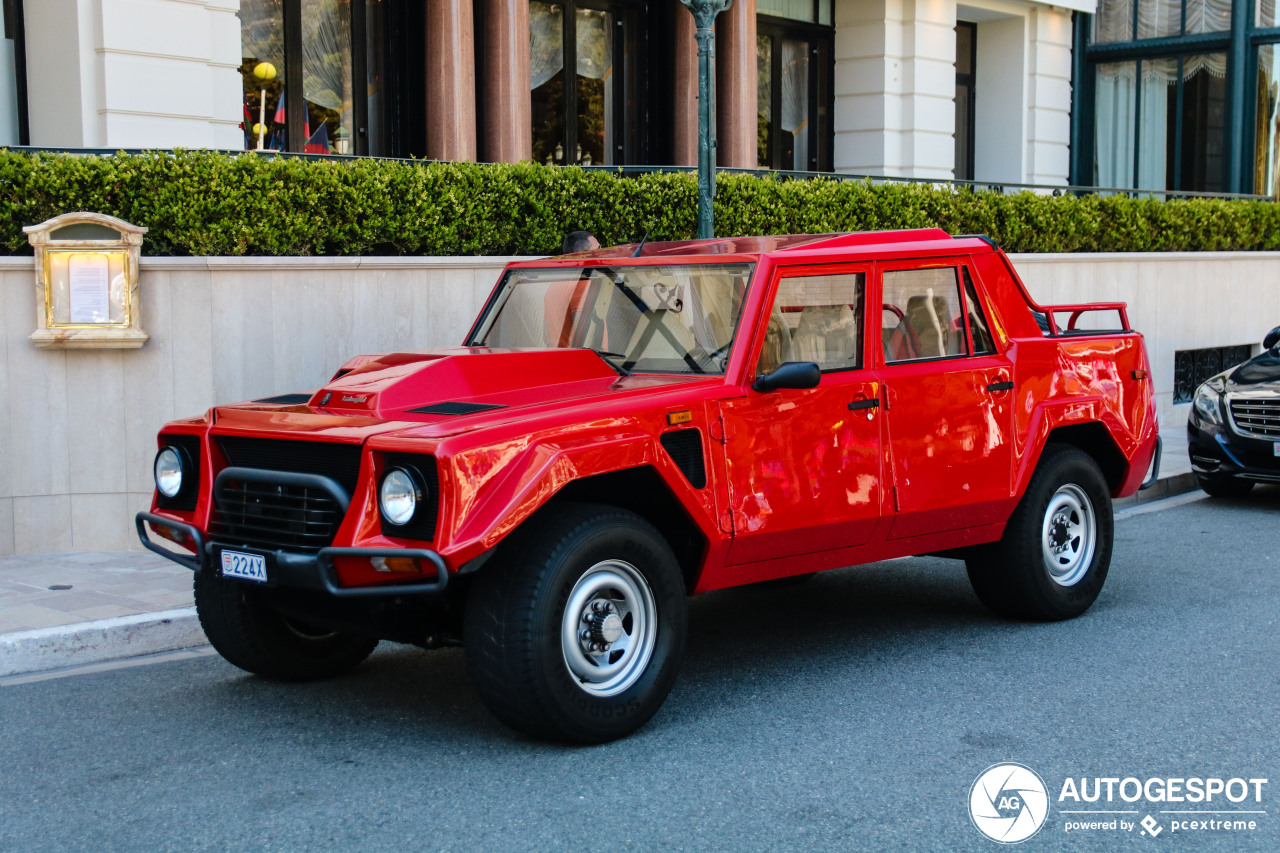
[1230,397,1280,439]
[210,478,343,553]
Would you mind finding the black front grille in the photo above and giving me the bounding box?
[210,476,344,553]
[1230,398,1280,439]
[660,429,707,489]
[217,436,363,494]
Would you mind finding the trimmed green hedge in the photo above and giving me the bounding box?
[1,149,1278,256]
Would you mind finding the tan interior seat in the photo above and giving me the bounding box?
[791,305,858,369]
[906,295,951,358]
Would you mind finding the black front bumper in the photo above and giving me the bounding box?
[136,512,449,597]
[1186,418,1280,484]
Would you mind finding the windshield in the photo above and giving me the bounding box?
[468,263,755,375]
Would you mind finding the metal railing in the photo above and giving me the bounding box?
[4,146,1273,203]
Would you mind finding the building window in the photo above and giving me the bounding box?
[757,14,833,172]
[954,22,976,181]
[1080,0,1266,193]
[1093,55,1226,191]
[531,2,637,167]
[241,0,409,156]
[1,0,28,146]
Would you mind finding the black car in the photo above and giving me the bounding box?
[1187,325,1280,496]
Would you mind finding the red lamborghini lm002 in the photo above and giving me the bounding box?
[139,230,1160,743]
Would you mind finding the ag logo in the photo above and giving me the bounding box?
[968,763,1050,844]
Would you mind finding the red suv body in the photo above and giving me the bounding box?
[140,230,1159,742]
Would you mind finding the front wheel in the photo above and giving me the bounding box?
[967,445,1113,621]
[195,572,378,681]
[464,504,687,744]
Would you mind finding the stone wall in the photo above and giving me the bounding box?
[1,251,1276,556]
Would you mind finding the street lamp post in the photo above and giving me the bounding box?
[680,0,734,239]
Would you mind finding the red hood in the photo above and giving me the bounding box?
[210,348,714,441]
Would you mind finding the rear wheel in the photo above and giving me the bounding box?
[1196,474,1254,498]
[464,504,687,744]
[195,572,378,681]
[967,445,1113,621]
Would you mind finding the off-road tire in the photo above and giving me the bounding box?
[967,444,1113,621]
[1196,474,1254,498]
[195,571,378,680]
[464,504,687,744]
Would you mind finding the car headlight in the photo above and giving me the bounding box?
[154,447,185,498]
[379,467,423,526]
[1192,378,1225,425]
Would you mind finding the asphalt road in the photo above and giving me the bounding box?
[2,488,1278,852]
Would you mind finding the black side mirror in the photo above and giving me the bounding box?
[1264,325,1280,351]
[753,361,821,393]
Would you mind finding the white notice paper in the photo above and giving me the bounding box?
[68,253,111,323]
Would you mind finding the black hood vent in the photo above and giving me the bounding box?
[408,402,506,416]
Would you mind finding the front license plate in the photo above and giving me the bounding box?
[220,550,268,583]
[1274,442,1280,457]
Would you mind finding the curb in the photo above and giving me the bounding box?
[0,608,206,678]
[1115,472,1199,509]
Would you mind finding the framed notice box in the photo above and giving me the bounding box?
[25,212,149,349]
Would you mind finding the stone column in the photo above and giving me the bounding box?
[426,0,477,161]
[715,0,757,170]
[833,0,956,179]
[482,0,532,163]
[1025,7,1073,185]
[673,5,698,167]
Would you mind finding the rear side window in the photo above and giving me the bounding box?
[881,267,966,363]
[962,268,996,355]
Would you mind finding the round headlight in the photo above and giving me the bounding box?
[379,467,421,526]
[154,447,185,498]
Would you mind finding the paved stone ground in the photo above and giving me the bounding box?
[0,549,192,634]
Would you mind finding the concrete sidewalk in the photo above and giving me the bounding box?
[0,427,1197,678]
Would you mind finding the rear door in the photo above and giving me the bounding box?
[875,258,1015,539]
[718,264,884,565]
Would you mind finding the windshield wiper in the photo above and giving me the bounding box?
[588,349,632,377]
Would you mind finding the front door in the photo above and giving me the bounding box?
[876,259,1015,539]
[719,265,883,566]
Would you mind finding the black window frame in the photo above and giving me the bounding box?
[2,0,29,145]
[755,13,835,173]
[243,0,429,157]
[954,21,977,181]
[1072,1,1265,194]
[526,0,645,168]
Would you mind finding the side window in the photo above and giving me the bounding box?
[962,268,997,355]
[757,272,864,374]
[881,267,966,363]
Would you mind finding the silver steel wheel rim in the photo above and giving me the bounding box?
[561,560,657,697]
[1041,484,1096,587]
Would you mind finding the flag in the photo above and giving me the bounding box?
[303,121,329,154]
[273,87,286,124]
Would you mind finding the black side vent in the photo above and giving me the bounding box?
[217,436,364,495]
[252,393,314,405]
[408,402,506,416]
[660,429,707,489]
[156,434,202,511]
[379,453,441,541]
